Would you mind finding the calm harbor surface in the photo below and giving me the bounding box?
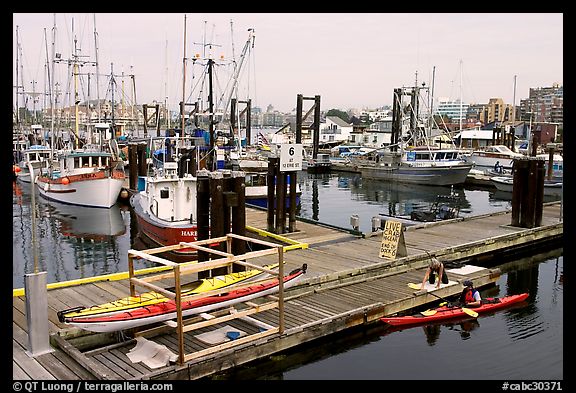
[12,171,563,380]
[211,249,563,380]
[13,171,536,289]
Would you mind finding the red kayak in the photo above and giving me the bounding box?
[381,293,529,327]
[66,264,307,333]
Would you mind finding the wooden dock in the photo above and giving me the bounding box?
[13,202,563,380]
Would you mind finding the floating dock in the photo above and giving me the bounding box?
[13,202,562,380]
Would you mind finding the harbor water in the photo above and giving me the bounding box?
[12,171,563,380]
[210,248,563,380]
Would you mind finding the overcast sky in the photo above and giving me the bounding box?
[13,13,563,114]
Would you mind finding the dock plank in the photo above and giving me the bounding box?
[91,353,131,380]
[35,351,83,380]
[13,360,31,380]
[51,347,97,380]
[13,340,56,380]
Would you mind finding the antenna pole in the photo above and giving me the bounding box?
[181,14,187,133]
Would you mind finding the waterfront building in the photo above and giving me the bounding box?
[434,97,469,123]
[519,84,563,127]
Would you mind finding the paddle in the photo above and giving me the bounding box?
[407,282,479,318]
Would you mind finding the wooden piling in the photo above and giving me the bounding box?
[512,157,545,229]
[521,159,538,228]
[196,172,210,274]
[534,160,545,227]
[267,158,277,232]
[288,171,297,232]
[296,95,303,144]
[209,171,226,276]
[128,144,138,191]
[231,171,246,268]
[222,172,234,243]
[511,158,527,227]
[276,171,286,234]
[137,143,147,177]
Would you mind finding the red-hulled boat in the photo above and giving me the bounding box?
[381,293,529,327]
[130,139,199,258]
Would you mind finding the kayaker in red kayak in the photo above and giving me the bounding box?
[420,257,449,289]
[459,280,482,307]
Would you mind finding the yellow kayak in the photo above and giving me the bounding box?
[58,263,279,321]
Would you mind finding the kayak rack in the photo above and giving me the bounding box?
[127,233,288,366]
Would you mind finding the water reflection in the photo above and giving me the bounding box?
[12,180,129,288]
[351,175,472,217]
[43,199,126,239]
[297,171,481,232]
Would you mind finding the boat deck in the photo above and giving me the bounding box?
[13,202,563,380]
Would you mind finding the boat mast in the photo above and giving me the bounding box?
[121,69,125,127]
[44,28,52,145]
[131,66,137,133]
[459,59,463,147]
[49,15,56,173]
[93,14,101,123]
[15,25,20,128]
[110,62,116,139]
[72,18,80,147]
[208,56,215,170]
[181,14,187,134]
[165,36,170,129]
[512,74,517,150]
[219,28,255,122]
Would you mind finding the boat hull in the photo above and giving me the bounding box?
[464,154,518,171]
[64,265,307,332]
[360,164,473,186]
[35,169,125,208]
[130,191,198,256]
[58,263,280,321]
[381,293,529,327]
[490,176,563,197]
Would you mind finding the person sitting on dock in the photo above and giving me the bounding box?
[421,257,449,289]
[459,280,482,307]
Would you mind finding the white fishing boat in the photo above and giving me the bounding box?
[15,144,54,184]
[132,23,257,258]
[35,148,125,208]
[360,146,473,186]
[490,176,563,197]
[129,137,200,258]
[357,84,472,186]
[132,137,288,256]
[463,144,524,171]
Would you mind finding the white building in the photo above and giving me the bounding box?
[435,97,469,122]
[317,116,354,145]
[454,128,495,149]
[348,116,393,148]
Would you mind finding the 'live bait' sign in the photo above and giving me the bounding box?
[379,220,407,259]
